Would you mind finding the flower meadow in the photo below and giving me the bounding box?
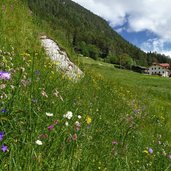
[1,0,171,170]
[1,47,171,171]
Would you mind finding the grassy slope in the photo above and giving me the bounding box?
[0,1,171,170]
[80,57,171,104]
[80,57,171,131]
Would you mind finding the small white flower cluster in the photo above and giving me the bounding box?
[46,112,53,117]
[78,115,82,119]
[36,140,43,145]
[65,121,69,126]
[75,121,80,127]
[63,111,73,120]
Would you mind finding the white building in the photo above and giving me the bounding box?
[148,63,170,77]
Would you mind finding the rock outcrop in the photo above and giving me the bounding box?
[40,36,83,81]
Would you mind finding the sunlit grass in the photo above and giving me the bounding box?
[0,1,171,170]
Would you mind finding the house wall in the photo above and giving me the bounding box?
[148,65,169,77]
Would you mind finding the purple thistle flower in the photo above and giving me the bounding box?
[0,132,4,141]
[1,144,7,152]
[0,71,11,80]
[148,148,153,154]
[48,125,54,131]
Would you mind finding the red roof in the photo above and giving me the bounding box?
[159,63,170,68]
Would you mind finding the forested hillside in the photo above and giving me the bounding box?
[26,0,171,67]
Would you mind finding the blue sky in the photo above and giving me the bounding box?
[113,21,157,48]
[115,26,157,50]
[72,0,171,57]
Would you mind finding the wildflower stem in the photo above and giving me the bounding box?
[5,69,22,114]
[164,164,171,171]
[28,52,35,166]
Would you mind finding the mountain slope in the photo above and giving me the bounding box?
[26,0,142,65]
[26,0,171,67]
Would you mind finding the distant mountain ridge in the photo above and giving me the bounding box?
[27,0,171,67]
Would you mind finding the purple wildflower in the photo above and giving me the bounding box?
[34,70,40,76]
[1,144,7,152]
[148,148,153,154]
[32,99,38,103]
[133,109,140,114]
[39,134,48,139]
[1,109,6,113]
[112,141,118,145]
[72,133,77,141]
[0,132,4,141]
[0,71,11,80]
[0,132,4,136]
[48,125,54,131]
[168,154,171,159]
[87,125,91,129]
[54,120,58,125]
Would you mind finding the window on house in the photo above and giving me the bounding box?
[163,71,165,73]
[152,68,153,70]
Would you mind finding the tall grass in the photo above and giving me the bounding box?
[0,1,171,170]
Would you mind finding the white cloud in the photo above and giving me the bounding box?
[72,0,171,43]
[141,38,164,52]
[72,0,127,26]
[161,51,171,57]
[141,38,171,57]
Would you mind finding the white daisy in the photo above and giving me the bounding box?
[65,111,73,120]
[35,140,43,145]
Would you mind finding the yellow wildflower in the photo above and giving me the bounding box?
[21,52,30,57]
[143,150,148,154]
[160,116,165,120]
[86,116,92,124]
